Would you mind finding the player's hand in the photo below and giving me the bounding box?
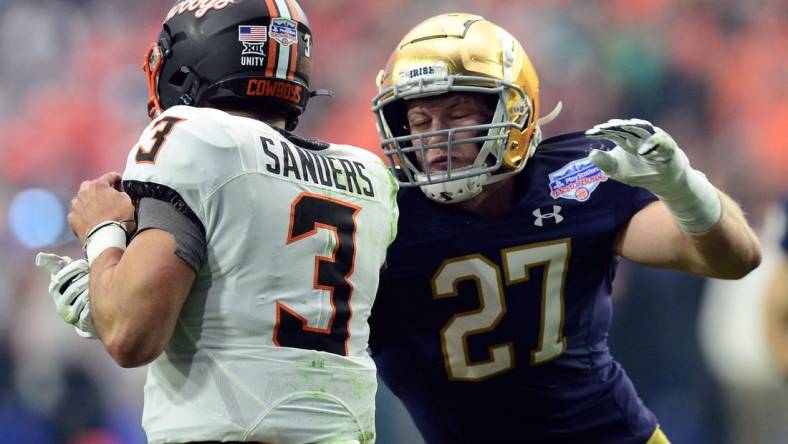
[67,172,134,244]
[586,118,722,233]
[585,118,689,196]
[35,252,97,339]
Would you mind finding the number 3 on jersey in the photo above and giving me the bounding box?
[434,239,570,381]
[274,193,360,356]
[135,116,184,164]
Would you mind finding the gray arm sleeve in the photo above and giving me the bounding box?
[134,197,207,273]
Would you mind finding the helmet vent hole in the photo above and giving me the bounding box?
[169,67,191,88]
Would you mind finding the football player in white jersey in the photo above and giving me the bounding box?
[35,1,398,443]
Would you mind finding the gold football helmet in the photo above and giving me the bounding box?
[372,13,542,203]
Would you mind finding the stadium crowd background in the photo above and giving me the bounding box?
[0,0,785,443]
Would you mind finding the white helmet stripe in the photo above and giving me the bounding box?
[274,0,293,80]
[273,0,291,20]
[289,0,308,27]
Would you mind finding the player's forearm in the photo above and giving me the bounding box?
[90,249,173,368]
[684,191,761,279]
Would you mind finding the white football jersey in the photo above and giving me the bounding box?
[122,106,398,444]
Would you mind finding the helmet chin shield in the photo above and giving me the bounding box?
[418,172,489,203]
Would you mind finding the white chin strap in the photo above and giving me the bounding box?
[418,173,489,203]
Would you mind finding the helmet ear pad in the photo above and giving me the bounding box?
[154,26,198,110]
[381,98,409,139]
[165,66,201,107]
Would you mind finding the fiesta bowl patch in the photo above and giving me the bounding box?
[548,158,607,201]
[270,18,297,46]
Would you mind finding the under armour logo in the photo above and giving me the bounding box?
[532,205,563,227]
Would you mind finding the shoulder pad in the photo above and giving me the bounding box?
[122,106,240,221]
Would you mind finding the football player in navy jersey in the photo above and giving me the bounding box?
[370,12,761,444]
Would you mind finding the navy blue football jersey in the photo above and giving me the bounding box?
[370,132,660,444]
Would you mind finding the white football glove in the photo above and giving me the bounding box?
[586,118,721,233]
[35,253,98,339]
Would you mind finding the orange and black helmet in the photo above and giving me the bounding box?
[144,0,327,130]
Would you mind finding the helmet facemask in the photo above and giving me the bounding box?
[143,42,166,118]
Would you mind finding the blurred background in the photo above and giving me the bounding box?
[1,0,786,443]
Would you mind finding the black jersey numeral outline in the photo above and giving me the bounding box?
[273,192,361,356]
[135,116,185,164]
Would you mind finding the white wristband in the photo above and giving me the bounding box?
[656,169,722,233]
[84,221,127,265]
